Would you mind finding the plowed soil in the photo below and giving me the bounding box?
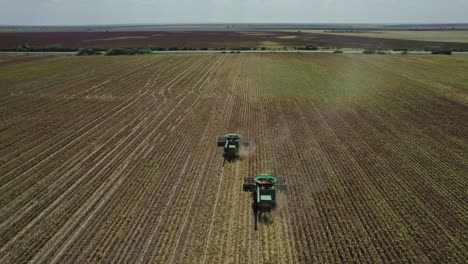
[2,31,468,50]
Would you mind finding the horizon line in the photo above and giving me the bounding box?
[2,22,468,27]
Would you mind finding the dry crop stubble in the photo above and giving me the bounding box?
[0,53,466,263]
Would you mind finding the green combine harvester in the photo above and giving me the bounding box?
[217,133,249,162]
[243,174,286,230]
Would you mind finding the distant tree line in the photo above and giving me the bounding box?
[363,49,387,55]
[76,48,102,56]
[6,43,466,55]
[431,49,452,55]
[104,48,152,56]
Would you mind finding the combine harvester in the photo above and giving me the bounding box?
[243,174,286,230]
[217,133,249,162]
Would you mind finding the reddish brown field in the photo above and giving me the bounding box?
[0,54,466,263]
[1,31,468,50]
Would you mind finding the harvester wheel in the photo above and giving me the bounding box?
[276,178,287,192]
[217,136,226,147]
[243,178,255,192]
[241,139,250,147]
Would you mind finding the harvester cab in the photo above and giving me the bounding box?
[243,174,286,230]
[217,133,249,162]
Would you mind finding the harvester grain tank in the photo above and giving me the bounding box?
[243,174,286,230]
[217,133,249,161]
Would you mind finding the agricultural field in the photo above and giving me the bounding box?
[0,53,467,263]
[297,30,468,44]
[2,30,468,51]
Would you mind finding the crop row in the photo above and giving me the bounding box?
[0,53,466,263]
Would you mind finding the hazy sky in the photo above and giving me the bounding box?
[1,0,468,25]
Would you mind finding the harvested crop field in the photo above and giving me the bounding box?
[2,30,468,50]
[299,30,468,44]
[0,53,467,263]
